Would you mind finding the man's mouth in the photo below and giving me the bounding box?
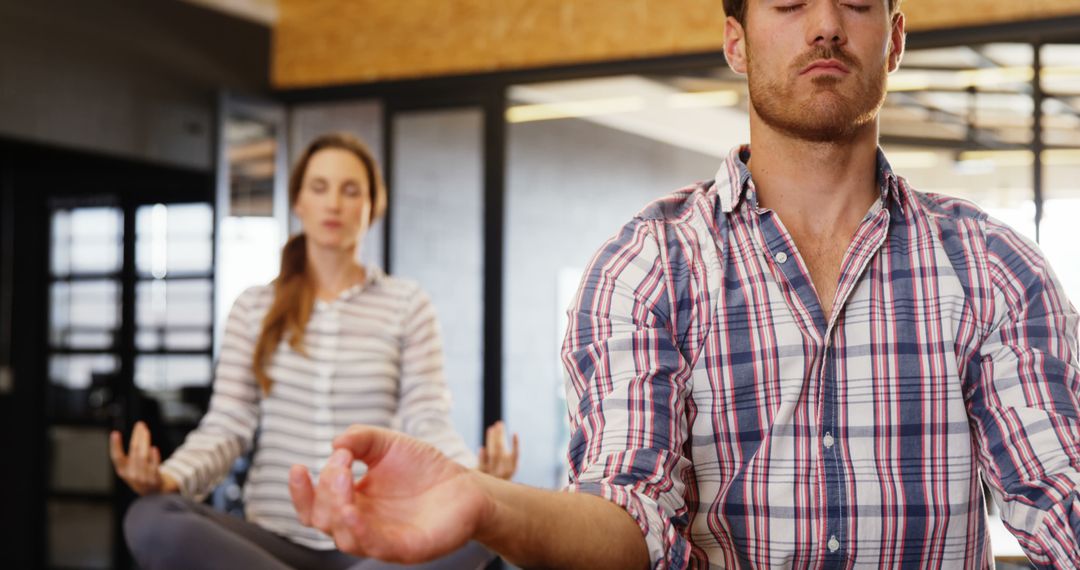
[800,59,851,75]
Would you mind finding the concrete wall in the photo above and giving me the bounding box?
[0,0,270,170]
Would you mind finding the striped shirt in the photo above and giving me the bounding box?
[562,146,1080,569]
[161,267,473,549]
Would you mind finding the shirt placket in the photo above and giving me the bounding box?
[817,209,891,565]
[751,202,891,565]
[314,302,340,459]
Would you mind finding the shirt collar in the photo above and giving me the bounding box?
[317,264,384,307]
[716,145,907,217]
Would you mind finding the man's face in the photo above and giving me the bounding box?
[727,0,904,142]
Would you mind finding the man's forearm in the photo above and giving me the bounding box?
[473,473,650,569]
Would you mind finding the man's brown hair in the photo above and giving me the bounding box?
[723,0,903,24]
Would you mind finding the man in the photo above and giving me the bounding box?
[289,0,1080,567]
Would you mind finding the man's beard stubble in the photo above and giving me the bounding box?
[747,45,889,144]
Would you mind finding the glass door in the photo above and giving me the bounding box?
[45,195,214,570]
[46,200,124,570]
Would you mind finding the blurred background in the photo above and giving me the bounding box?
[1,0,1078,568]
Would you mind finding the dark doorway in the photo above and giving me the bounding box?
[0,139,214,569]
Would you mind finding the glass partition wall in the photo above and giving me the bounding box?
[504,73,748,487]
[390,108,486,452]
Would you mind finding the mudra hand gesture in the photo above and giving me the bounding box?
[109,421,179,495]
[289,426,495,563]
[477,420,519,480]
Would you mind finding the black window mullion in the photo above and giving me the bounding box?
[1032,41,1045,243]
[112,196,138,570]
[482,90,506,431]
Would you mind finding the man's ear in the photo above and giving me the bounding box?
[887,11,906,73]
[725,16,749,75]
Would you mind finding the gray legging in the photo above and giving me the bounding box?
[124,494,495,570]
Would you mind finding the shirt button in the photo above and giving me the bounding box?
[828,535,840,552]
[775,251,788,264]
[823,433,835,448]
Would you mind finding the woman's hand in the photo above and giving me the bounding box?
[109,421,178,495]
[477,421,519,480]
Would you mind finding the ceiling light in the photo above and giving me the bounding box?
[886,151,940,169]
[887,73,932,92]
[667,90,740,109]
[506,97,645,123]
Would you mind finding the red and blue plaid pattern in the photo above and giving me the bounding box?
[562,146,1080,569]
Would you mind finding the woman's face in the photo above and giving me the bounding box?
[293,148,373,251]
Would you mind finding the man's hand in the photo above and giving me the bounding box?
[289,426,495,563]
[291,425,650,569]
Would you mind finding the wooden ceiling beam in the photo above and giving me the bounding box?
[273,0,1080,89]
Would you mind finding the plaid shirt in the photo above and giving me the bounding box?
[562,146,1080,569]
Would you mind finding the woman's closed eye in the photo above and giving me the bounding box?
[342,182,362,197]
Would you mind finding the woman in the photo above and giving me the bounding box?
[110,132,518,570]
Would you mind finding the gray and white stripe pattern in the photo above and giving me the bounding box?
[160,267,474,549]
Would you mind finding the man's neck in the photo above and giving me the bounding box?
[746,111,881,243]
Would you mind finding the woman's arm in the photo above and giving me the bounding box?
[394,285,476,465]
[156,286,265,499]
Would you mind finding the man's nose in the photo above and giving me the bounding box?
[806,2,848,47]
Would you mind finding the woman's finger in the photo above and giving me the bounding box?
[149,446,161,473]
[131,422,150,466]
[109,430,127,470]
[477,448,488,473]
[502,433,520,478]
[484,424,495,460]
[289,465,315,526]
[491,422,506,458]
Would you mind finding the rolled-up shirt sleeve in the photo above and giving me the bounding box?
[561,218,696,569]
[965,222,1080,568]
